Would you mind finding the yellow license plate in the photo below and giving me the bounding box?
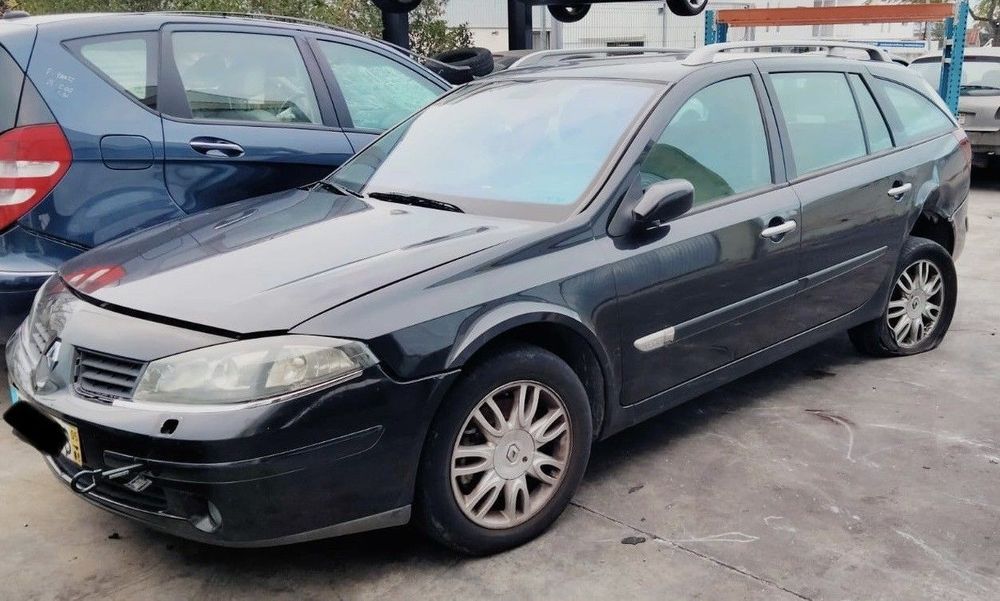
[52,416,83,467]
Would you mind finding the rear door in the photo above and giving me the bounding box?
[158,24,354,214]
[307,35,446,151]
[759,60,911,331]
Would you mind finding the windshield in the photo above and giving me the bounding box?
[911,57,1000,95]
[330,78,659,220]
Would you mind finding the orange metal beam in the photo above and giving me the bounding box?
[716,4,956,27]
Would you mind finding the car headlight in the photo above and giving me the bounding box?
[132,336,378,405]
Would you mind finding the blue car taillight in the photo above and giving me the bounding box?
[0,124,73,231]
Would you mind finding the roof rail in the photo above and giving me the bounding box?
[510,47,690,69]
[683,40,891,65]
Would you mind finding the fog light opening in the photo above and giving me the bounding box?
[190,500,223,533]
[160,419,179,435]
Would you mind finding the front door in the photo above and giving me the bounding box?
[612,72,803,405]
[158,26,354,214]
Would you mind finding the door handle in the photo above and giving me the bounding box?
[887,182,912,200]
[189,138,245,158]
[760,219,797,240]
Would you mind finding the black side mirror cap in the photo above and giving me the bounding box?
[609,178,694,237]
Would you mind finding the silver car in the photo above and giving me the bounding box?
[912,47,1000,166]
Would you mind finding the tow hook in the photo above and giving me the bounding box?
[70,463,147,494]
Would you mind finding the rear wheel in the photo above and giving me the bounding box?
[849,236,957,357]
[416,345,592,555]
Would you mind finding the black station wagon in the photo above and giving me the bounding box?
[4,41,970,555]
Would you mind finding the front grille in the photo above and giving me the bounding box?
[74,349,146,401]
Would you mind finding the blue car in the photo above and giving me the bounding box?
[0,11,449,340]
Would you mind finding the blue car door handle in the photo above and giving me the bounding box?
[190,137,245,158]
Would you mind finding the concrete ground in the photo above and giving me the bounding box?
[2,172,998,601]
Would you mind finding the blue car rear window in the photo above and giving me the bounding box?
[0,45,24,134]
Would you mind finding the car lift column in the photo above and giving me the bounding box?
[382,11,410,49]
[508,0,534,51]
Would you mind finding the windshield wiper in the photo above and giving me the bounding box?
[313,180,364,198]
[367,191,464,213]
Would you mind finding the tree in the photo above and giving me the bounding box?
[16,0,472,54]
[1,0,19,14]
[971,0,1000,44]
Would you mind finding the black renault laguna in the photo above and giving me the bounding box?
[5,45,969,555]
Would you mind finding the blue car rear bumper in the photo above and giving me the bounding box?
[0,225,82,343]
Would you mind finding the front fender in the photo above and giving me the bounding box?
[446,301,612,372]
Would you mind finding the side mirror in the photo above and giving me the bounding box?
[631,179,694,230]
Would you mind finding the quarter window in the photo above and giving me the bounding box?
[848,74,893,153]
[771,72,867,175]
[638,76,771,207]
[171,32,321,124]
[317,41,441,131]
[78,36,156,109]
[879,79,954,144]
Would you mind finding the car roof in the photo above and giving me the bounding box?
[489,50,895,85]
[5,12,382,46]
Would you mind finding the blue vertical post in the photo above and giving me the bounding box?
[940,0,969,115]
[704,10,727,45]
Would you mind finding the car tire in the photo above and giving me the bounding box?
[849,236,957,357]
[372,0,422,13]
[415,344,593,555]
[548,4,591,23]
[666,0,709,17]
[431,47,495,83]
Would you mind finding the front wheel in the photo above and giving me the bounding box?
[849,236,958,357]
[416,345,592,555]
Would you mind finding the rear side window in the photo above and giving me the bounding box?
[879,79,954,144]
[771,72,866,175]
[317,41,441,131]
[75,35,157,109]
[848,74,893,153]
[171,32,322,124]
[0,46,24,134]
[639,76,771,207]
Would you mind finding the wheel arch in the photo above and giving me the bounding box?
[909,182,955,255]
[445,302,616,438]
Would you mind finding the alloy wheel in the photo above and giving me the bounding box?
[450,381,572,529]
[887,259,945,348]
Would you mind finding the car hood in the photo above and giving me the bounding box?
[59,188,539,334]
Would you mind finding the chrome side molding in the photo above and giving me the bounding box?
[634,326,676,352]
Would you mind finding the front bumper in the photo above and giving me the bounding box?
[5,320,457,547]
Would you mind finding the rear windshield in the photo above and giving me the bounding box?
[0,45,25,134]
[911,56,1000,96]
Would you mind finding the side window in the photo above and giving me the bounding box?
[878,79,954,145]
[171,32,321,124]
[848,74,893,153]
[638,76,771,207]
[770,72,866,175]
[317,41,441,131]
[77,36,156,109]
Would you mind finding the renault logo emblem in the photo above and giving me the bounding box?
[33,339,61,391]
